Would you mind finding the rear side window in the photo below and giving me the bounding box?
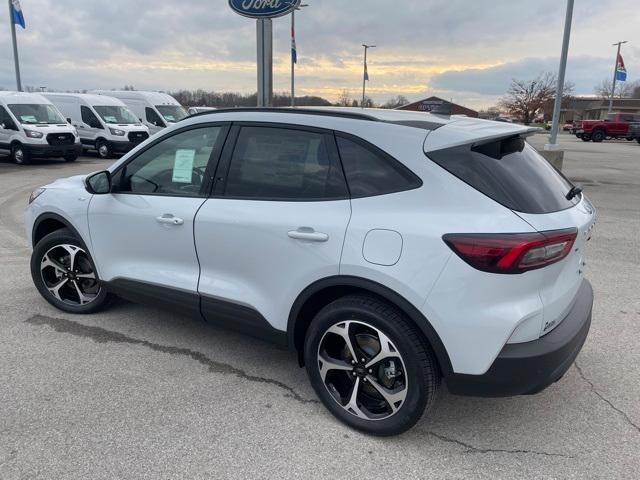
[428,137,579,214]
[224,126,348,200]
[336,135,422,198]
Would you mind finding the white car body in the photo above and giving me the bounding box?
[187,106,217,115]
[25,107,595,402]
[90,90,187,135]
[0,91,81,162]
[44,93,150,157]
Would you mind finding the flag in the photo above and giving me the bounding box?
[11,0,25,29]
[616,54,627,82]
[291,24,297,64]
[364,61,369,81]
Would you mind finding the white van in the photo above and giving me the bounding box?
[44,93,150,159]
[91,91,187,135]
[0,91,81,165]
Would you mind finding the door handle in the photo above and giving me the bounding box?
[156,214,184,226]
[288,228,329,242]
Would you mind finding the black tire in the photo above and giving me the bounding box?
[64,153,78,162]
[637,138,640,145]
[96,139,112,159]
[581,135,591,142]
[304,294,440,436]
[11,143,30,165]
[591,129,605,142]
[626,137,633,141]
[30,229,110,314]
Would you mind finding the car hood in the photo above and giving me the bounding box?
[44,174,86,191]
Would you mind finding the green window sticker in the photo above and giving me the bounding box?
[172,149,196,183]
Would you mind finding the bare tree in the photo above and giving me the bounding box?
[499,72,572,125]
[381,95,409,109]
[361,96,375,108]
[337,89,352,107]
[594,78,639,99]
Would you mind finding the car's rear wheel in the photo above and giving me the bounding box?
[64,153,78,162]
[591,129,605,142]
[12,144,30,165]
[304,295,439,436]
[581,135,591,142]
[30,229,110,314]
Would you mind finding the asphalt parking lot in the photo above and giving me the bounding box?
[1,135,638,479]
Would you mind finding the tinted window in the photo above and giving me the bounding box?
[224,126,348,200]
[336,135,422,198]
[81,106,102,128]
[0,106,15,127]
[113,126,223,197]
[428,138,578,214]
[146,107,165,128]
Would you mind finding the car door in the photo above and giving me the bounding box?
[0,106,15,154]
[80,106,102,145]
[88,124,229,314]
[194,124,352,337]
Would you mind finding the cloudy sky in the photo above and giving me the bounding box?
[1,0,639,109]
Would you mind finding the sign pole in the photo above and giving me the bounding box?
[256,18,273,107]
[8,0,22,91]
[608,41,627,115]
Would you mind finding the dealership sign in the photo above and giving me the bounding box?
[228,0,301,19]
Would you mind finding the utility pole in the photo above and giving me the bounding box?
[608,40,628,114]
[362,44,375,108]
[8,0,22,91]
[291,3,308,107]
[256,18,273,107]
[547,0,574,148]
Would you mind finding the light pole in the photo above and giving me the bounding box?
[546,0,574,150]
[362,44,375,108]
[608,40,628,114]
[291,3,308,107]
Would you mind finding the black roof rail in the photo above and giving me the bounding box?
[183,107,380,122]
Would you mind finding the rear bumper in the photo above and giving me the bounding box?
[24,143,82,158]
[446,279,593,397]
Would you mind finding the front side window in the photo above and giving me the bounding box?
[155,105,187,123]
[0,106,16,128]
[81,106,103,129]
[336,135,422,198]
[145,107,165,128]
[93,105,139,124]
[8,104,65,125]
[113,126,224,197]
[224,126,348,200]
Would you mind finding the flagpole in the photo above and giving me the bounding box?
[291,8,295,107]
[8,0,22,91]
[608,40,627,114]
[362,44,375,108]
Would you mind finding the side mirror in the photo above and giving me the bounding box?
[84,170,111,195]
[66,118,72,124]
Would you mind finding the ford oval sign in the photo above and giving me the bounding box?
[229,0,301,19]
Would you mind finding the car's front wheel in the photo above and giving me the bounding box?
[304,295,439,436]
[30,229,110,313]
[12,143,30,165]
[96,140,112,159]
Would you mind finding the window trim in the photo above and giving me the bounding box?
[109,122,231,199]
[333,132,423,199]
[213,122,350,202]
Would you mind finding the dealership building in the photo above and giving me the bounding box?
[397,96,479,117]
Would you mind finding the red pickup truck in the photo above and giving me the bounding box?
[576,113,640,142]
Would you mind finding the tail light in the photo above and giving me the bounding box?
[443,228,577,274]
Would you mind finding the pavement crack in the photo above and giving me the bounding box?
[425,431,572,458]
[574,362,640,434]
[26,314,319,405]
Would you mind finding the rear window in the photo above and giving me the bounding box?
[427,137,579,214]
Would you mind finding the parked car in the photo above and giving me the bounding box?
[0,91,81,165]
[576,112,640,142]
[91,90,187,135]
[45,93,150,159]
[562,122,574,132]
[187,106,217,115]
[629,122,640,144]
[25,108,595,436]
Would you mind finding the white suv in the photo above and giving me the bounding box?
[25,108,595,436]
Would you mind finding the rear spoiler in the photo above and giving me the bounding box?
[424,118,540,153]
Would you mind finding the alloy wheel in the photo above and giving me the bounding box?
[14,147,24,164]
[317,320,408,420]
[40,244,100,306]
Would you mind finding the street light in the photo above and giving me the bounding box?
[608,40,628,114]
[362,44,376,108]
[291,3,308,107]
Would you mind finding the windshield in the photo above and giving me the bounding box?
[93,105,139,124]
[155,105,187,123]
[8,104,66,124]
